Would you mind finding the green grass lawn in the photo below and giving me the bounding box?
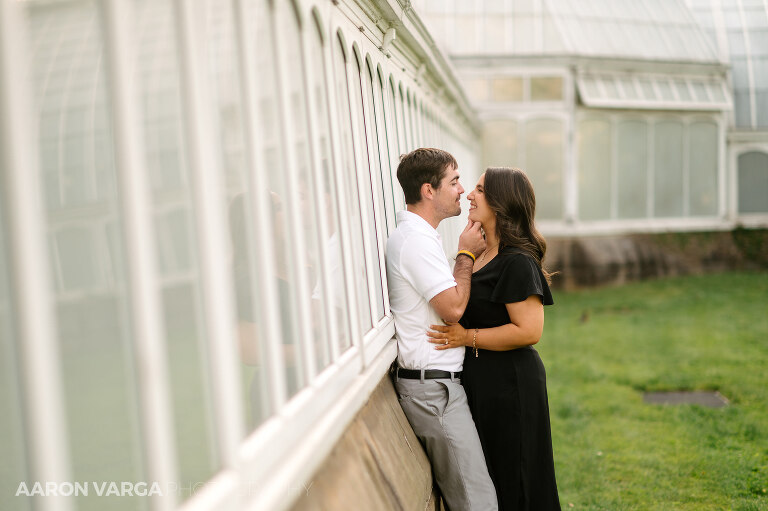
[537,271,768,511]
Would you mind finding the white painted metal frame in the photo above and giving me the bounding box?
[172,0,245,465]
[0,3,72,511]
[100,1,179,508]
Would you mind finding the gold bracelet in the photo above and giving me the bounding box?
[472,328,479,357]
[456,250,476,262]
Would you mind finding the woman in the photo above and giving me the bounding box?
[427,167,561,511]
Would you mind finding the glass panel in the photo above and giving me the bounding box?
[257,2,303,396]
[654,121,684,217]
[391,80,405,157]
[0,200,30,511]
[372,69,396,233]
[405,93,416,148]
[756,90,768,128]
[491,77,524,101]
[580,76,600,100]
[332,37,373,337]
[135,0,220,485]
[657,78,675,101]
[542,15,565,52]
[485,16,505,51]
[638,78,657,100]
[354,60,385,321]
[691,81,710,102]
[464,78,489,102]
[399,87,412,151]
[688,122,719,216]
[530,77,563,101]
[617,120,648,218]
[279,1,332,372]
[524,118,563,220]
[482,119,517,169]
[733,89,751,127]
[601,76,619,99]
[28,2,146,509]
[618,77,639,99]
[738,152,768,213]
[309,17,353,354]
[675,80,693,101]
[577,118,612,220]
[455,16,477,52]
[512,15,535,52]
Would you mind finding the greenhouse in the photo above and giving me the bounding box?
[413,0,768,235]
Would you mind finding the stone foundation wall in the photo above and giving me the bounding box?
[290,375,440,511]
[545,228,768,290]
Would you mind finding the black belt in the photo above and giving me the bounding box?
[396,367,462,380]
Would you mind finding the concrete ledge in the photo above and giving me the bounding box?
[290,375,439,511]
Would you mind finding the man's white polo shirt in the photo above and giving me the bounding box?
[386,210,464,372]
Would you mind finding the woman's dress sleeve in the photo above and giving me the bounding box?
[489,253,554,305]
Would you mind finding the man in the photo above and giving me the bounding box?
[386,148,498,511]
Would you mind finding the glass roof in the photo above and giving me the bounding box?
[685,0,768,128]
[413,0,721,63]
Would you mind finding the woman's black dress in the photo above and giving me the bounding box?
[460,247,561,511]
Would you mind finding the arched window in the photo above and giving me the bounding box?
[332,34,373,337]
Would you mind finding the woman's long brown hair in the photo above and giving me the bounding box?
[484,167,553,284]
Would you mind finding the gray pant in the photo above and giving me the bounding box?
[394,372,498,511]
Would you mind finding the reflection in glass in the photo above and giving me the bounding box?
[0,201,30,511]
[135,0,218,489]
[256,1,303,396]
[28,2,146,509]
[308,15,353,354]
[279,1,332,371]
[207,0,272,429]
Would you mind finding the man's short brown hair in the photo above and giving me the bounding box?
[396,148,458,205]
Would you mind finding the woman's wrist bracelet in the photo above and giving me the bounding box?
[472,328,479,357]
[456,250,476,262]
